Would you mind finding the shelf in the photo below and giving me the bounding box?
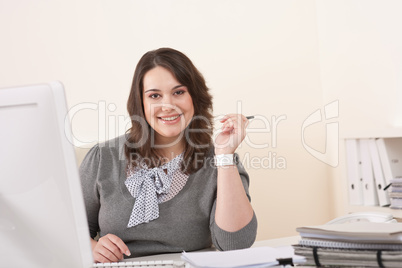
[344,137,402,221]
[341,130,402,140]
[347,205,402,220]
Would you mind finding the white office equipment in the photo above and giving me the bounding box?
[358,139,379,206]
[367,139,390,206]
[0,82,183,268]
[325,212,396,225]
[345,139,364,205]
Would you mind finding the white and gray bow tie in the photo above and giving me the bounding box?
[125,154,182,227]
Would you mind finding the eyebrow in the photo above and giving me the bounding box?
[144,84,185,93]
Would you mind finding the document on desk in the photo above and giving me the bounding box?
[181,246,306,268]
[296,222,402,243]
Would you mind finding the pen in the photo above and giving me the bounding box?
[384,183,392,191]
[216,115,255,119]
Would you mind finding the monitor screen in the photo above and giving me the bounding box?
[0,82,93,268]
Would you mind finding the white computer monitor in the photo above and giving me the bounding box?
[0,82,93,267]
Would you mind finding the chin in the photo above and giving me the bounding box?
[156,130,184,141]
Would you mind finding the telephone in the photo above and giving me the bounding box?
[326,212,397,225]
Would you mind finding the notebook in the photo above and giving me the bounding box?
[296,222,402,243]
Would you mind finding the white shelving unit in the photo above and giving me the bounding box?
[344,136,402,221]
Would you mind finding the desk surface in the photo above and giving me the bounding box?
[252,236,300,248]
[128,236,301,262]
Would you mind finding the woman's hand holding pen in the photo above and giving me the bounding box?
[214,114,254,232]
[214,114,251,155]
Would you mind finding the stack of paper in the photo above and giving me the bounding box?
[389,178,402,209]
[181,246,305,268]
[294,222,402,267]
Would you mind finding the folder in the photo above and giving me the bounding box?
[345,139,363,205]
[367,139,390,206]
[376,138,402,185]
[358,139,379,206]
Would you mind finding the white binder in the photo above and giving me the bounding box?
[345,139,363,205]
[367,139,390,206]
[376,138,402,185]
[358,139,379,206]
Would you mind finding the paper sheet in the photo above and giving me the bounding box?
[181,246,305,268]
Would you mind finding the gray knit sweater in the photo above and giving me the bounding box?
[79,135,257,257]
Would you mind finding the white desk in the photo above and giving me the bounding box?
[127,236,301,263]
[251,236,300,248]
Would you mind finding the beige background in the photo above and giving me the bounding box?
[1,0,402,241]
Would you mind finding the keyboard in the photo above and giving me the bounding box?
[93,260,187,268]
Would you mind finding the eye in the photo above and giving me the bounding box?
[174,90,185,96]
[150,93,160,99]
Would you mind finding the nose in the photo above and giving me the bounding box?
[161,105,172,112]
[161,96,174,112]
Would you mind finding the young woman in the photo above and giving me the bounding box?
[79,48,257,263]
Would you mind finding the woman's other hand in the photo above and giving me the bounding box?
[91,234,131,263]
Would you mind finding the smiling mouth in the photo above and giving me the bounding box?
[159,114,182,121]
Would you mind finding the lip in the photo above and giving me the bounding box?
[157,114,183,124]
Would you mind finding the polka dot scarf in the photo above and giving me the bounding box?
[125,154,183,228]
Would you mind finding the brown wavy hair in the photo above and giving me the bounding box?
[125,48,214,174]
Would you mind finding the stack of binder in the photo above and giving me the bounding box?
[389,178,402,209]
[345,138,402,207]
[293,222,402,267]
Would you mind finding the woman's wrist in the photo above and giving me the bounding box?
[90,238,98,250]
[214,153,239,167]
[214,148,235,155]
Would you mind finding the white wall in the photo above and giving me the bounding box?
[316,0,402,139]
[1,0,344,241]
[315,0,402,217]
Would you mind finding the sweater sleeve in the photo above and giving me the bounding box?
[209,156,258,251]
[79,144,101,239]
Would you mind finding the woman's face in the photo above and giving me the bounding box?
[142,66,194,145]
